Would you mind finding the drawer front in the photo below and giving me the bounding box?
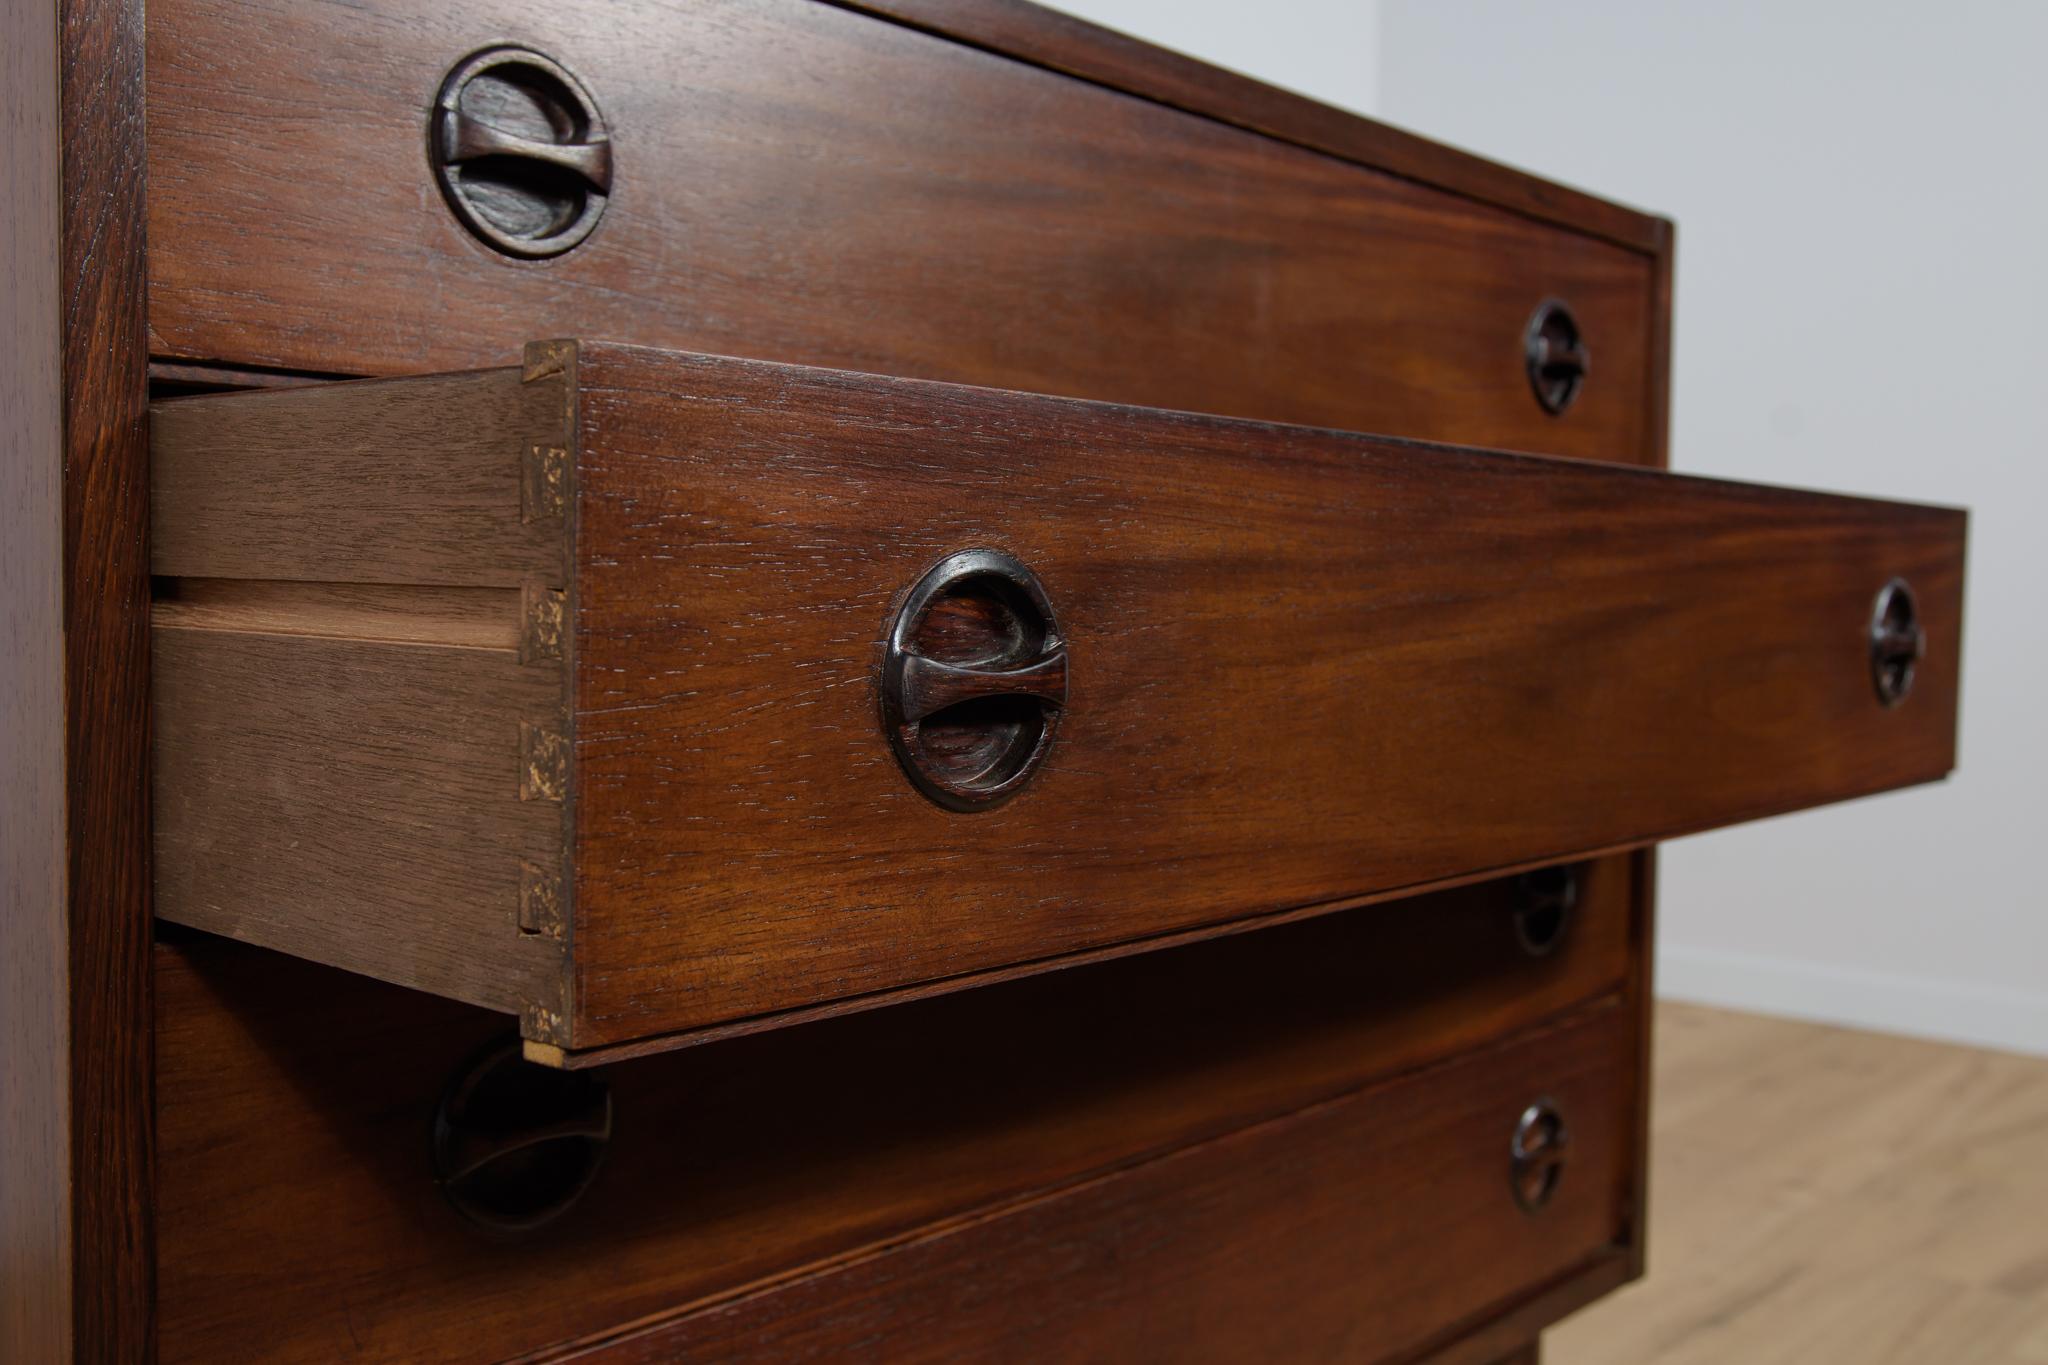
[157,862,1638,1363]
[581,1002,1638,1364]
[147,343,1964,1056]
[146,0,1653,462]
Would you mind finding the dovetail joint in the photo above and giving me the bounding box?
[523,338,576,383]
[522,445,568,524]
[522,582,567,663]
[520,722,568,803]
[519,860,566,939]
[523,1003,567,1046]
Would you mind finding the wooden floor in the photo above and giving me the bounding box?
[1551,1002,2048,1364]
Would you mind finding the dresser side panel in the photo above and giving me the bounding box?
[1,0,73,1353]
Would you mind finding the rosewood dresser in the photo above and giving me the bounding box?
[3,1,1966,1361]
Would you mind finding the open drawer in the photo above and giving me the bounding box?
[149,341,1965,1063]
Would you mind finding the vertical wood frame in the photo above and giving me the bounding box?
[1623,218,1677,1285]
[63,0,157,1336]
[1,0,155,1356]
[3,0,71,1356]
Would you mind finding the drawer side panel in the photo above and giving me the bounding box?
[150,363,558,587]
[152,627,567,1018]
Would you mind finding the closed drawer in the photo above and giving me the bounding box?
[146,0,1653,462]
[157,860,1638,1363]
[589,1001,1639,1364]
[148,341,1964,1060]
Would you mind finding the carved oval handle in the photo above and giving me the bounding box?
[1525,299,1590,415]
[1512,864,1580,958]
[894,649,1070,724]
[433,1041,612,1234]
[881,549,1068,811]
[440,108,614,192]
[1869,578,1925,707]
[431,46,612,258]
[1509,1098,1572,1214]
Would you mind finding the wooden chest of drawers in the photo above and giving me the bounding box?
[4,0,1966,1361]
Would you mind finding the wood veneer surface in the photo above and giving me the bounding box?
[830,0,1666,251]
[568,345,1962,1047]
[0,0,157,1356]
[156,865,1635,1362]
[1,0,71,1354]
[147,346,1962,1055]
[144,0,1655,463]
[566,1003,1635,1363]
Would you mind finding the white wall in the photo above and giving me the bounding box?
[1041,0,1379,116]
[1376,0,2047,1054]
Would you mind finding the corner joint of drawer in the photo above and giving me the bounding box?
[519,859,567,940]
[522,1002,569,1050]
[520,720,569,804]
[522,337,579,385]
[521,580,567,663]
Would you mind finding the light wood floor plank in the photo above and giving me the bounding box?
[1551,1002,2048,1363]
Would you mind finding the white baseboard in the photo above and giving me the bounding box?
[1656,946,2048,1058]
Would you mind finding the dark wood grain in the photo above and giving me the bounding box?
[7,0,160,1358]
[156,865,1634,1362]
[1643,218,1677,475]
[145,0,1655,465]
[148,343,1964,1054]
[1479,1345,1540,1365]
[830,0,1666,252]
[1,1,71,1355]
[28,0,1709,1355]
[1622,218,1675,1281]
[1417,1270,1609,1365]
[1625,847,1660,1284]
[567,344,1964,1049]
[3,3,157,1353]
[561,1004,1633,1363]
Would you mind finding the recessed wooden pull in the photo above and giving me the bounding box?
[1525,298,1589,414]
[1509,1098,1571,1214]
[880,549,1068,812]
[433,1042,612,1234]
[431,47,611,258]
[1513,865,1580,958]
[895,649,1070,724]
[1869,578,1926,707]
